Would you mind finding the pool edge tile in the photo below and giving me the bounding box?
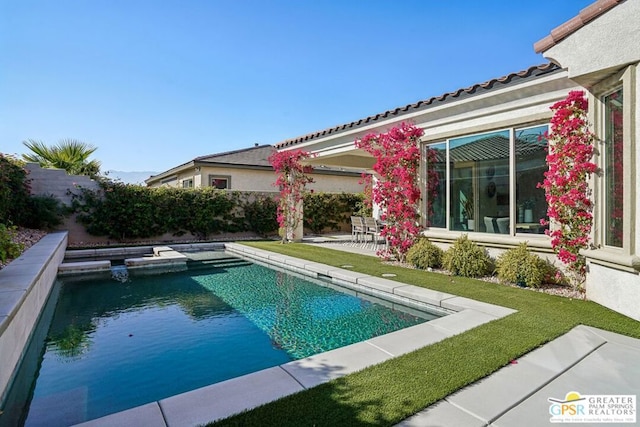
[280,341,393,389]
[71,402,166,427]
[393,285,457,307]
[355,276,401,293]
[159,366,304,427]
[440,296,517,318]
[429,309,498,335]
[367,323,451,356]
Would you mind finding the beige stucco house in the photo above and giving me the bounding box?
[275,0,639,321]
[145,143,363,194]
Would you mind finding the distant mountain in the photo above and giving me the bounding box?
[105,170,158,185]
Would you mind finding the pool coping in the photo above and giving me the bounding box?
[74,242,517,427]
[0,232,68,407]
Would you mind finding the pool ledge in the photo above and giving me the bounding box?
[75,242,516,427]
[0,231,68,405]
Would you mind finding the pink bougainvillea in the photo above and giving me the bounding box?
[539,91,597,287]
[269,149,315,243]
[355,122,423,261]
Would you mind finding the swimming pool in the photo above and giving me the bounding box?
[4,253,440,426]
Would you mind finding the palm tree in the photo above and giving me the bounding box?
[22,139,102,178]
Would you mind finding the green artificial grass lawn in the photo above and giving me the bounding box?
[209,241,640,427]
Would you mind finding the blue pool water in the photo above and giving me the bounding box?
[4,255,438,426]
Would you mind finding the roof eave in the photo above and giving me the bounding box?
[275,63,561,149]
[533,0,623,53]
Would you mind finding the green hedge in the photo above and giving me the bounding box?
[303,192,363,234]
[0,154,31,225]
[71,181,363,240]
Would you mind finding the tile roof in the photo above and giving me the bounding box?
[534,0,624,53]
[275,63,561,149]
[146,143,361,183]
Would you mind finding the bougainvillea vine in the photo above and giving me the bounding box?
[269,149,315,243]
[539,90,597,287]
[355,122,423,261]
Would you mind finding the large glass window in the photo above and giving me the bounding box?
[604,88,624,247]
[515,125,549,234]
[449,130,509,233]
[425,143,446,227]
[423,125,549,235]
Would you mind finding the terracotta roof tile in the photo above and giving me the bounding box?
[275,63,560,149]
[533,0,623,53]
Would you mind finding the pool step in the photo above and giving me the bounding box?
[186,256,252,269]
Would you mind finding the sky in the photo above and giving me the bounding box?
[1,0,594,174]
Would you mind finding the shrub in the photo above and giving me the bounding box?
[242,195,278,237]
[70,180,363,241]
[442,234,492,277]
[496,243,551,288]
[0,224,23,262]
[406,238,443,269]
[0,154,31,225]
[303,192,363,234]
[22,194,66,230]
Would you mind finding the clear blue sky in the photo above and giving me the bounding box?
[1,0,593,173]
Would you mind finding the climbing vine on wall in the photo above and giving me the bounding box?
[269,149,315,243]
[355,122,423,261]
[539,90,597,287]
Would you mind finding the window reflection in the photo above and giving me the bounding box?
[449,130,510,233]
[423,125,549,235]
[604,88,623,247]
[515,125,549,234]
[425,143,446,227]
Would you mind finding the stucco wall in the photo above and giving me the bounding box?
[155,165,364,194]
[544,0,640,84]
[586,262,640,322]
[26,163,99,205]
[309,172,364,194]
[165,167,363,193]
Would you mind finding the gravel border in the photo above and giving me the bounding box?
[383,261,585,300]
[0,227,48,270]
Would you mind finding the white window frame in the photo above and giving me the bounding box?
[208,175,231,190]
[591,64,636,257]
[421,123,550,238]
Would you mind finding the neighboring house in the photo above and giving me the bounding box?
[145,143,363,193]
[275,0,639,321]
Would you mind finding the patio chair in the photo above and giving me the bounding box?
[496,217,510,234]
[363,217,383,246]
[350,216,365,242]
[484,216,496,233]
